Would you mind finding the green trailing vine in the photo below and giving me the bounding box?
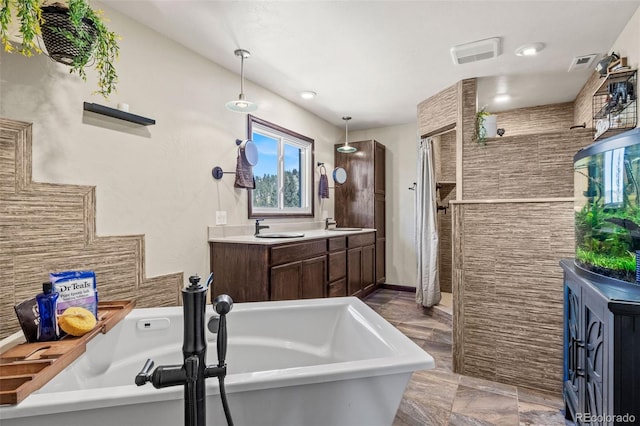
[473,106,491,145]
[0,0,119,97]
[1,0,43,56]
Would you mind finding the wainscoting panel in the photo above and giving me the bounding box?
[0,118,182,340]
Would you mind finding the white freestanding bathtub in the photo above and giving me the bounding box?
[0,296,434,426]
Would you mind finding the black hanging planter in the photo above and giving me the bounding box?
[40,6,97,65]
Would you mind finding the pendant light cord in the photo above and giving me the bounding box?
[345,118,349,144]
[239,54,245,97]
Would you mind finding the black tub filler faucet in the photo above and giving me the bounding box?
[135,274,234,426]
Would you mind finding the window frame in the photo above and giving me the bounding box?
[247,115,315,218]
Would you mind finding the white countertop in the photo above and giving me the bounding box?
[209,228,376,244]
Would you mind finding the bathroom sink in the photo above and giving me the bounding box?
[329,228,363,231]
[256,232,305,238]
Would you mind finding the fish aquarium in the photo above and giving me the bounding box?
[574,128,640,284]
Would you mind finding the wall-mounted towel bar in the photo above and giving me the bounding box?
[212,166,234,180]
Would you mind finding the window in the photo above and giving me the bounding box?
[248,115,314,218]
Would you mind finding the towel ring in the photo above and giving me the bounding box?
[317,162,327,175]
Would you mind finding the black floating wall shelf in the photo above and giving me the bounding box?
[83,102,156,126]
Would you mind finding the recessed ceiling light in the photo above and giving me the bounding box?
[515,43,545,57]
[494,94,510,103]
[300,91,316,99]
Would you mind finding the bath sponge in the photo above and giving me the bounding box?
[58,307,97,336]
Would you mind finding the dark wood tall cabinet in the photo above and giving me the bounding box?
[335,140,386,288]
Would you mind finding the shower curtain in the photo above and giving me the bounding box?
[415,137,440,307]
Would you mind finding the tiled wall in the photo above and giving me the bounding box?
[433,131,456,293]
[573,71,601,130]
[0,118,183,340]
[462,128,593,200]
[494,102,575,136]
[417,83,458,137]
[417,77,596,395]
[451,200,575,394]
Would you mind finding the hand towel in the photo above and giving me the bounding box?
[234,149,255,189]
[319,173,329,198]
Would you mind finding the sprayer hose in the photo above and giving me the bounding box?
[218,376,234,426]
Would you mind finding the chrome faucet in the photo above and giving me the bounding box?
[255,219,269,236]
[325,217,337,230]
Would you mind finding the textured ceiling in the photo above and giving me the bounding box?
[105,0,640,130]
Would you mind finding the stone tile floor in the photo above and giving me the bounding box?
[362,289,570,426]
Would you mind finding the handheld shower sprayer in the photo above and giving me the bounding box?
[135,273,234,426]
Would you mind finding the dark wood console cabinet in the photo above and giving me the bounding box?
[210,231,377,302]
[561,260,640,425]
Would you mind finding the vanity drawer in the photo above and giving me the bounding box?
[347,232,375,248]
[270,240,327,265]
[328,250,347,282]
[328,237,346,252]
[328,278,346,297]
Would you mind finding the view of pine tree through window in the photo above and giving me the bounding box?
[248,116,314,217]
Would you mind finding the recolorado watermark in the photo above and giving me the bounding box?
[576,413,636,423]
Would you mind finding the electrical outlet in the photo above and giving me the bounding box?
[215,211,227,225]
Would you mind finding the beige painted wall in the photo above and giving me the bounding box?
[612,3,640,129]
[0,3,342,285]
[612,5,640,72]
[350,123,418,287]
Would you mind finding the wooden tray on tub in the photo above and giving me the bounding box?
[0,300,135,405]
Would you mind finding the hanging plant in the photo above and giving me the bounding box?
[0,0,119,98]
[473,106,491,145]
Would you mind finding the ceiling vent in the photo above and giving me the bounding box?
[568,54,598,72]
[450,37,501,65]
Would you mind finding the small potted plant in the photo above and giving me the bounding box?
[1,0,119,98]
[473,106,497,145]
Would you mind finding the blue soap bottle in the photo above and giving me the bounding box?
[36,281,59,341]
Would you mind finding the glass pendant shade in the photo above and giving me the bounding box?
[226,49,257,113]
[337,116,357,153]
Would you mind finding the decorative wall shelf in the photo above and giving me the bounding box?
[83,102,156,126]
[592,69,637,141]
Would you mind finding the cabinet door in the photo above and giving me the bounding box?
[376,238,385,284]
[271,261,302,300]
[374,194,385,237]
[563,280,581,420]
[301,255,327,299]
[329,250,347,282]
[374,142,385,195]
[362,244,375,293]
[347,247,362,296]
[582,291,607,421]
[328,278,346,297]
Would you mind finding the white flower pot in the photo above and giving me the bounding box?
[483,115,497,138]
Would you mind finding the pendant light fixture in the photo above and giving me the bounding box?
[226,49,258,113]
[337,116,357,153]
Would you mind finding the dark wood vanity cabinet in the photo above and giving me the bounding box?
[335,139,386,286]
[561,260,640,425]
[271,255,326,300]
[210,231,376,303]
[328,237,347,297]
[346,233,376,297]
